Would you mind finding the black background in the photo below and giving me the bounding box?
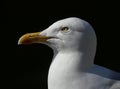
[1,0,120,89]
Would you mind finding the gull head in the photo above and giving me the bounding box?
[18,17,97,53]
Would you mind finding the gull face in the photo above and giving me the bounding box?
[18,17,96,52]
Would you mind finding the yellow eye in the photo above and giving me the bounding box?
[60,27,69,32]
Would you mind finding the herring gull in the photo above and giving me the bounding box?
[18,17,120,89]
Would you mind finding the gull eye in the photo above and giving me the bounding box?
[60,27,69,32]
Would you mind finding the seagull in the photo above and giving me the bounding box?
[18,17,120,89]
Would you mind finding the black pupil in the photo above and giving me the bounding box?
[62,27,68,31]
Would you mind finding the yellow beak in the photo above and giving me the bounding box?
[18,32,52,45]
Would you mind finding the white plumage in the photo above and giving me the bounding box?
[18,17,120,89]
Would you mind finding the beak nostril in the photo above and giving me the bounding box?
[29,35,33,38]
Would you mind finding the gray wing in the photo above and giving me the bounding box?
[110,81,120,89]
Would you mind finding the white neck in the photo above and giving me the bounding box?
[48,50,95,89]
[54,51,94,70]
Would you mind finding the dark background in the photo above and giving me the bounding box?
[1,0,120,89]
